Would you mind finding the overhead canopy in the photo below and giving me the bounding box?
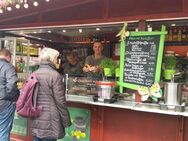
[0,0,187,29]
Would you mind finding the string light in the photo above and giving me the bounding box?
[24,3,28,8]
[7,6,12,11]
[96,28,100,31]
[24,0,29,8]
[15,3,20,9]
[0,9,3,13]
[33,0,38,7]
[79,29,83,33]
[0,0,49,14]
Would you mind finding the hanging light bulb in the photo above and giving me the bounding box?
[15,3,20,9]
[79,29,83,33]
[33,1,38,7]
[7,6,12,11]
[24,0,29,8]
[46,0,50,2]
[24,3,29,8]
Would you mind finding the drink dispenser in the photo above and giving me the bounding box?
[95,81,116,99]
[164,82,183,109]
[164,51,177,80]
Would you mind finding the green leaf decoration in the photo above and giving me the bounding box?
[99,58,118,75]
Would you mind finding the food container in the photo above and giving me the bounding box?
[96,81,116,99]
[66,75,97,95]
[182,84,188,105]
[164,82,183,109]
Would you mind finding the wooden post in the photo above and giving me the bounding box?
[138,20,147,31]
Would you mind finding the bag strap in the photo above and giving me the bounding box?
[32,83,39,108]
[30,73,40,109]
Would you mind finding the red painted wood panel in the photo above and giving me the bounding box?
[42,0,103,23]
[108,0,183,18]
[165,46,188,56]
[0,0,187,29]
[103,107,178,141]
[183,117,188,141]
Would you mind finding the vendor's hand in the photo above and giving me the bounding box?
[91,66,101,73]
[83,66,90,72]
[83,64,91,72]
[83,64,101,73]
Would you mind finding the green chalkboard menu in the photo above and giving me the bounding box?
[124,35,160,86]
[118,25,167,92]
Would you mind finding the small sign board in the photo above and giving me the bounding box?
[118,25,167,92]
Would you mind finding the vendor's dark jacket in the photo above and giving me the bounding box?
[0,58,19,112]
[31,61,71,139]
[63,61,83,75]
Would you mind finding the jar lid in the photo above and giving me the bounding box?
[96,81,116,86]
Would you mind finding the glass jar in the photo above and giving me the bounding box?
[164,51,177,80]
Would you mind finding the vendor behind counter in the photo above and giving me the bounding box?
[83,41,108,80]
[62,51,84,75]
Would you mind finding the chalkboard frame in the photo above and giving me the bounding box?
[117,25,167,93]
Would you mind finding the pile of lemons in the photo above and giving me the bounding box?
[71,130,86,139]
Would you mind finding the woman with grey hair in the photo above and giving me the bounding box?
[31,48,71,141]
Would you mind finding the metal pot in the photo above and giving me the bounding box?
[164,82,183,109]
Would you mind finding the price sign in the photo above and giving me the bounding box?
[118,25,167,91]
[124,35,160,87]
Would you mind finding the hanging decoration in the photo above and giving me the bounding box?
[137,83,162,102]
[116,22,129,42]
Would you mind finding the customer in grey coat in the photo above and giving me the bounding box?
[31,48,71,141]
[0,48,19,141]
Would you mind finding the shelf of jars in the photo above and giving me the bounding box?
[165,25,188,46]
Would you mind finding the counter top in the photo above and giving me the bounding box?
[66,94,188,117]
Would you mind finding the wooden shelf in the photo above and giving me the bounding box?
[16,52,38,57]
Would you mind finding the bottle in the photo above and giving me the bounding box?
[165,27,169,42]
[182,26,187,41]
[177,26,182,42]
[172,27,178,41]
[168,27,173,41]
[164,51,176,81]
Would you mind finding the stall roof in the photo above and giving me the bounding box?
[0,0,188,46]
[0,0,187,29]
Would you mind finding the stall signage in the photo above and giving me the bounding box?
[124,35,160,86]
[118,25,167,92]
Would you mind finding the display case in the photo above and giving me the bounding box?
[65,75,98,96]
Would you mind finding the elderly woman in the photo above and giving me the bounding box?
[31,48,71,141]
